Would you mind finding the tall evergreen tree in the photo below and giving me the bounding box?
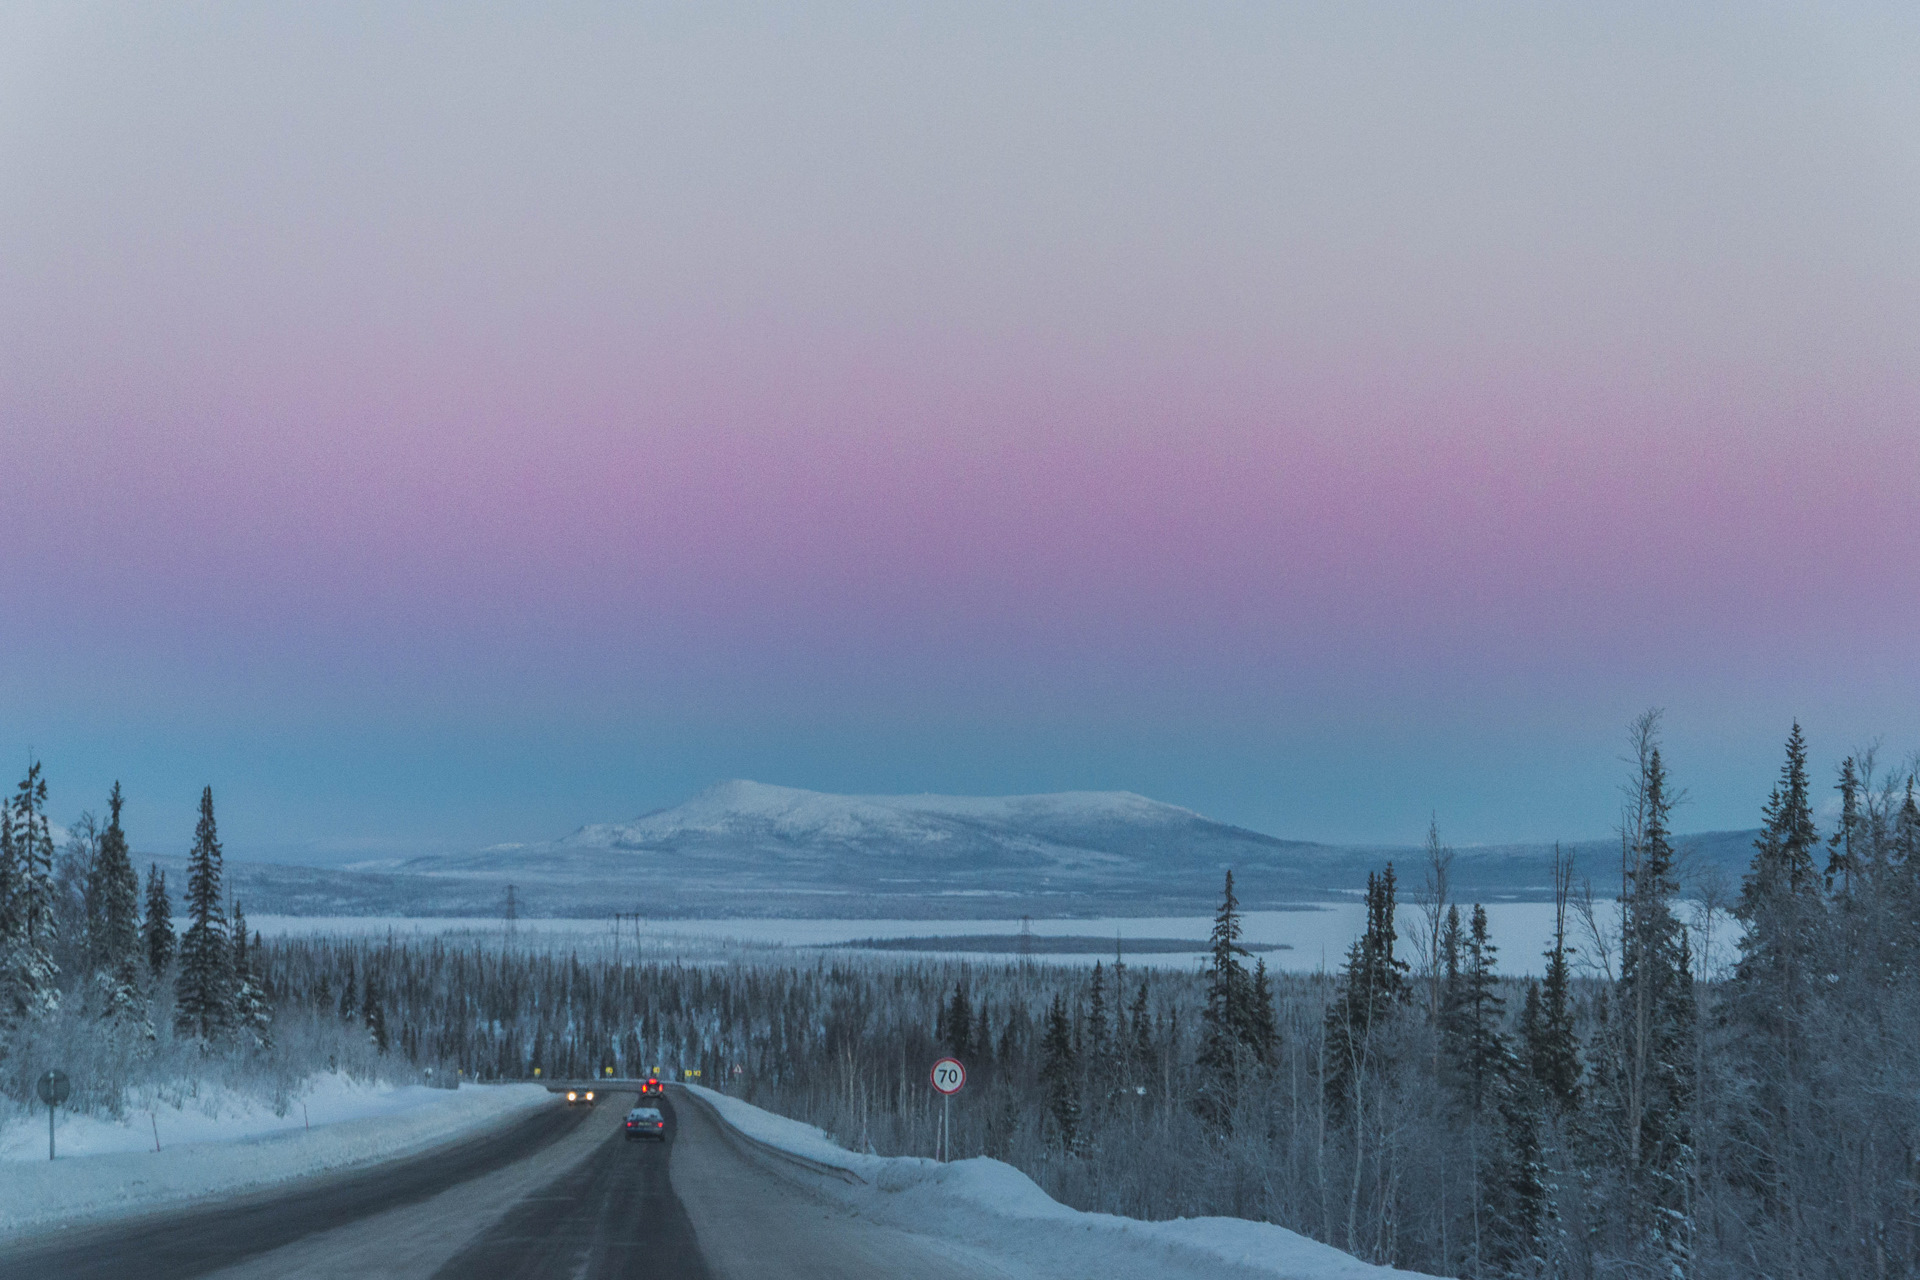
[361,969,388,1054]
[1897,775,1920,871]
[1731,724,1827,1062]
[173,786,233,1039]
[2,763,61,1021]
[230,901,272,1050]
[1197,871,1254,1121]
[971,999,993,1072]
[1436,903,1464,1073]
[1528,849,1581,1112]
[143,863,175,977]
[941,980,973,1060]
[1827,755,1862,895]
[1324,865,1409,1121]
[1448,904,1508,1116]
[1128,979,1155,1080]
[0,807,16,1006]
[1247,958,1278,1067]
[1039,992,1080,1149]
[1084,961,1113,1098]
[1488,1069,1551,1274]
[1597,716,1696,1260]
[338,959,358,1022]
[92,783,144,1022]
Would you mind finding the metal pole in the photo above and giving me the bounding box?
[942,1093,950,1162]
[49,1101,55,1161]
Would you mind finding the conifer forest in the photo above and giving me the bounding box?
[5,714,1920,1278]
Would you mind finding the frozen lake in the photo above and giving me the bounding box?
[250,899,1742,978]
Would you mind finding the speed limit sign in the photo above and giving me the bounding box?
[931,1057,965,1095]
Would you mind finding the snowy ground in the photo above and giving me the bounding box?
[690,1085,1441,1280]
[0,1078,548,1240]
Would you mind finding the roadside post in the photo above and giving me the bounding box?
[37,1069,70,1161]
[930,1057,965,1161]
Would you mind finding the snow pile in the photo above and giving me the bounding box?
[0,1080,547,1240]
[690,1086,1439,1280]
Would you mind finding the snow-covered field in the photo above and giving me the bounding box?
[691,1085,1440,1279]
[248,901,1741,978]
[0,1079,548,1240]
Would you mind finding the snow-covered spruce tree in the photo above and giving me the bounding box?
[2,762,61,1022]
[230,901,272,1050]
[1196,870,1252,1124]
[1247,958,1277,1067]
[1898,775,1920,868]
[1434,903,1464,1088]
[1827,753,1862,897]
[91,782,146,1025]
[361,971,388,1054]
[1526,848,1581,1113]
[1127,979,1155,1083]
[1589,713,1695,1267]
[143,862,175,978]
[1487,1062,1551,1276]
[938,979,972,1060]
[1728,724,1826,1081]
[1084,961,1115,1104]
[337,958,357,1023]
[1445,904,1535,1276]
[173,786,233,1039]
[1321,865,1410,1263]
[971,998,993,1075]
[1323,865,1409,1124]
[1449,905,1506,1116]
[1039,991,1080,1150]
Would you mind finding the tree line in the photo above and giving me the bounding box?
[0,771,279,1110]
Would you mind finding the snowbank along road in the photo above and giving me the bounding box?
[0,1088,1005,1279]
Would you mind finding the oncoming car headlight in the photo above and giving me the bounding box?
[566,1091,577,1101]
[585,1091,595,1101]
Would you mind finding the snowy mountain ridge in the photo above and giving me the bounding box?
[183,781,1764,918]
[554,780,1220,850]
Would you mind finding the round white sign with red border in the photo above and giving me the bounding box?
[931,1057,966,1094]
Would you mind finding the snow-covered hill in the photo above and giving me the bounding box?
[562,780,1207,848]
[165,781,1762,918]
[377,780,1760,918]
[400,780,1346,916]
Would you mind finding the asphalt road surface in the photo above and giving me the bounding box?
[0,1090,1009,1280]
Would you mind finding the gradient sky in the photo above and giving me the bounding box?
[2,1,1916,860]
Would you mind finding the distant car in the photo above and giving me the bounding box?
[640,1077,665,1097]
[564,1089,596,1107]
[625,1107,666,1141]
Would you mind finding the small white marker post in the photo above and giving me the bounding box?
[930,1057,965,1162]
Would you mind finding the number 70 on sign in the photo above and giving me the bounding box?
[931,1058,965,1094]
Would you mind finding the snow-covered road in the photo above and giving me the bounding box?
[0,1086,1439,1278]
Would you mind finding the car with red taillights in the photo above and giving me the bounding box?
[625,1107,666,1141]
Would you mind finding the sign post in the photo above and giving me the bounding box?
[930,1057,965,1161]
[36,1070,70,1161]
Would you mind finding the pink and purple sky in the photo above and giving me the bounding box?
[2,1,1916,858]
